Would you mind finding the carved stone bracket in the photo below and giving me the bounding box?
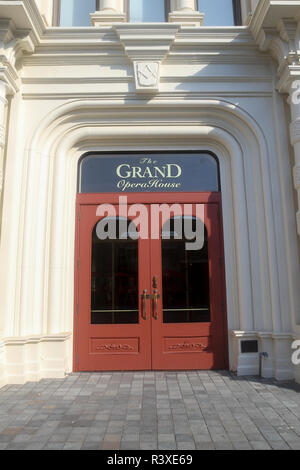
[293,164,300,190]
[0,19,35,95]
[250,2,300,236]
[290,119,300,146]
[114,24,179,93]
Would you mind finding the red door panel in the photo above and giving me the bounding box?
[75,203,151,371]
[150,202,226,370]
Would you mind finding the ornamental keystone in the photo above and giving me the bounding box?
[133,61,160,93]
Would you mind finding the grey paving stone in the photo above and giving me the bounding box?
[120,441,140,450]
[175,433,194,442]
[5,443,28,450]
[177,442,196,450]
[140,442,158,450]
[232,441,252,450]
[250,440,272,450]
[81,442,101,450]
[140,432,157,442]
[196,442,215,450]
[288,441,300,450]
[0,371,299,452]
[268,440,291,450]
[158,443,177,450]
[43,443,65,450]
[63,442,83,450]
[214,441,235,450]
[25,443,45,450]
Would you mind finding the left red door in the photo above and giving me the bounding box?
[75,203,151,371]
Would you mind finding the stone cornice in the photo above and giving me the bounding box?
[250,1,300,93]
[250,0,300,39]
[0,0,46,41]
[0,0,47,93]
[0,2,269,92]
[21,27,260,68]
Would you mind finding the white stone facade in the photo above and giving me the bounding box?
[0,0,300,386]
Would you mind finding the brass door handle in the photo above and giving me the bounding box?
[152,276,160,320]
[141,289,149,320]
[152,289,160,320]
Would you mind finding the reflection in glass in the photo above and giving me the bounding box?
[198,0,235,26]
[59,0,95,27]
[91,218,138,324]
[130,0,166,23]
[162,217,210,324]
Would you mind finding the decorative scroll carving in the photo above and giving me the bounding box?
[96,343,134,352]
[168,341,207,351]
[91,337,139,354]
[290,120,300,146]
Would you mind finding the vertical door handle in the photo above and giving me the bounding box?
[141,289,149,320]
[152,276,160,320]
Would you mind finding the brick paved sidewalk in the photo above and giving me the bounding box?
[0,371,300,450]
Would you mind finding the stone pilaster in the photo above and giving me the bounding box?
[290,98,300,234]
[252,10,300,236]
[0,19,34,234]
[0,80,7,204]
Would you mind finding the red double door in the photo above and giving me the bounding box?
[74,193,228,371]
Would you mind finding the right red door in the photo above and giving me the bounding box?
[150,199,227,370]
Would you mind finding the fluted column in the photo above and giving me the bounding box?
[91,0,126,26]
[252,16,300,238]
[289,89,300,235]
[169,0,204,27]
[0,80,7,220]
[0,80,8,339]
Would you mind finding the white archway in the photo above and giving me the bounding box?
[1,97,299,383]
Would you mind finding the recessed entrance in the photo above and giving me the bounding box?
[74,153,228,371]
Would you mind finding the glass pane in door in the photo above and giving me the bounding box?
[91,218,138,324]
[161,217,210,323]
